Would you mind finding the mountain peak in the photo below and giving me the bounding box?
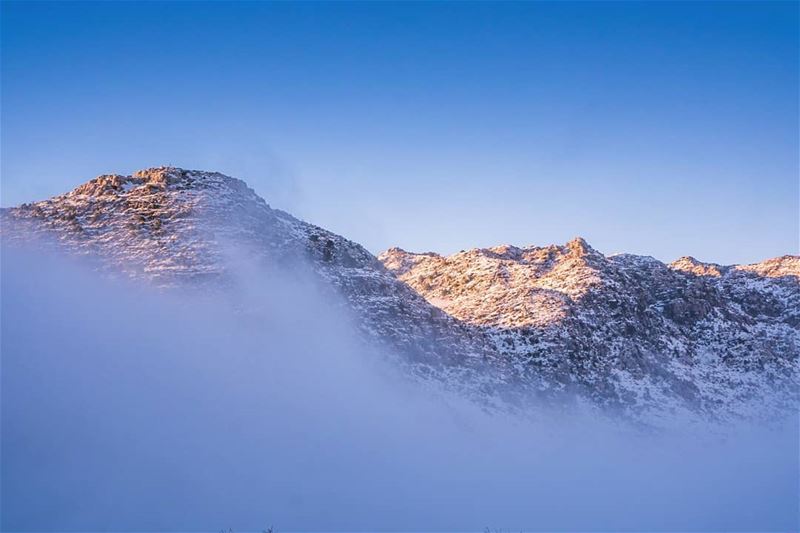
[66,167,254,200]
[669,256,724,277]
[382,246,410,255]
[737,255,800,279]
[377,246,442,276]
[131,166,186,186]
[565,236,594,256]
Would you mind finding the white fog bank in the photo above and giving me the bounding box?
[1,246,797,532]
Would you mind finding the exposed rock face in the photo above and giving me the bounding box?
[379,240,800,423]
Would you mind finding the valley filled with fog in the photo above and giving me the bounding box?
[2,245,796,532]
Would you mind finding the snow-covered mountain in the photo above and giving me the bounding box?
[0,167,506,398]
[2,167,797,425]
[379,240,799,424]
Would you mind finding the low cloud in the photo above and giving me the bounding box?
[2,245,797,532]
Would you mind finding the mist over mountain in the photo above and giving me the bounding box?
[1,167,798,530]
[2,167,797,426]
[4,243,797,531]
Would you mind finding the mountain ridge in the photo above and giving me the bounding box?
[379,237,799,423]
[3,167,798,425]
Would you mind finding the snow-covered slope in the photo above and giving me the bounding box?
[0,167,505,399]
[379,239,799,424]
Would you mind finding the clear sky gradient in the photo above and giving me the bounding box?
[2,1,797,264]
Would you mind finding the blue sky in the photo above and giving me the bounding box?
[2,1,797,264]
